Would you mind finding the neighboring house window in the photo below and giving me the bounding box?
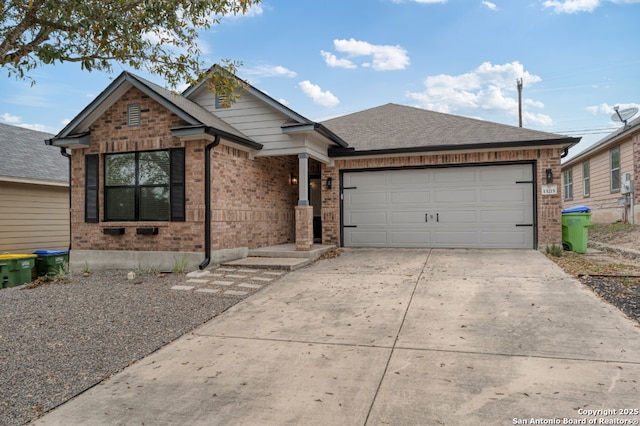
[127,104,141,126]
[610,146,620,192]
[563,169,573,200]
[99,148,185,222]
[582,161,590,197]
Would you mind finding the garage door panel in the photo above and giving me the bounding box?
[435,210,477,224]
[479,165,532,182]
[347,229,388,245]
[390,231,430,245]
[480,187,530,203]
[389,170,432,186]
[348,191,387,206]
[432,230,478,245]
[390,190,430,204]
[433,168,477,184]
[434,189,477,203]
[346,173,386,187]
[343,164,534,249]
[479,209,532,224]
[348,211,387,226]
[390,211,430,225]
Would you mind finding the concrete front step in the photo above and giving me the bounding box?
[248,244,335,260]
[222,257,313,271]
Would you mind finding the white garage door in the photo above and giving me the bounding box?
[342,164,535,249]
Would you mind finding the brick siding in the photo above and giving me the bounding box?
[70,87,297,253]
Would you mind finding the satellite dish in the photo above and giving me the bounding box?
[611,106,639,126]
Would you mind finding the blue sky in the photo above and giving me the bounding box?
[1,0,639,160]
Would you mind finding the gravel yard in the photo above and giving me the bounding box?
[0,268,282,426]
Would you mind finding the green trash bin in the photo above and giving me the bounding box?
[561,206,591,254]
[0,254,36,288]
[33,250,69,277]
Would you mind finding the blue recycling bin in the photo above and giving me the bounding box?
[33,250,69,276]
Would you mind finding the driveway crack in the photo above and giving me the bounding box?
[364,248,432,426]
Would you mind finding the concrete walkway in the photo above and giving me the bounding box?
[35,249,640,425]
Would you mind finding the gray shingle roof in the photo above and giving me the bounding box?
[322,103,579,155]
[0,123,68,183]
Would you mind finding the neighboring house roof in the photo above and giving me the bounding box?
[323,103,580,157]
[48,71,259,149]
[0,122,68,185]
[562,115,640,168]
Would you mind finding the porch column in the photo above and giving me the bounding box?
[297,153,309,206]
[295,153,313,251]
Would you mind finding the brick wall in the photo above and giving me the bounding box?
[70,87,298,254]
[321,148,564,248]
[210,145,297,250]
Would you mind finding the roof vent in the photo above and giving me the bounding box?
[127,104,141,126]
[215,94,229,109]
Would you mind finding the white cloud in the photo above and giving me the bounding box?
[541,0,640,13]
[407,61,550,126]
[245,65,297,78]
[321,51,357,69]
[523,111,553,126]
[299,81,340,107]
[324,38,410,71]
[586,102,640,118]
[0,113,58,133]
[1,113,21,124]
[482,1,498,10]
[543,0,600,13]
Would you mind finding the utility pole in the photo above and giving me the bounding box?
[517,78,523,127]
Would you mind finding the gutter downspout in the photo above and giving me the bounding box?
[560,148,569,158]
[60,148,72,252]
[199,135,221,270]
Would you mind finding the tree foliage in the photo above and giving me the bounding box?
[0,0,259,96]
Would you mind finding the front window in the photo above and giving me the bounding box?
[610,146,620,192]
[582,161,590,197]
[563,169,573,201]
[105,151,170,221]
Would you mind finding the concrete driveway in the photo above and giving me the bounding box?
[35,249,640,425]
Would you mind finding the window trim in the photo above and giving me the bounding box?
[610,146,620,193]
[102,148,185,222]
[582,160,590,197]
[563,169,573,201]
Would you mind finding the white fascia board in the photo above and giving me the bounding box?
[331,144,566,162]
